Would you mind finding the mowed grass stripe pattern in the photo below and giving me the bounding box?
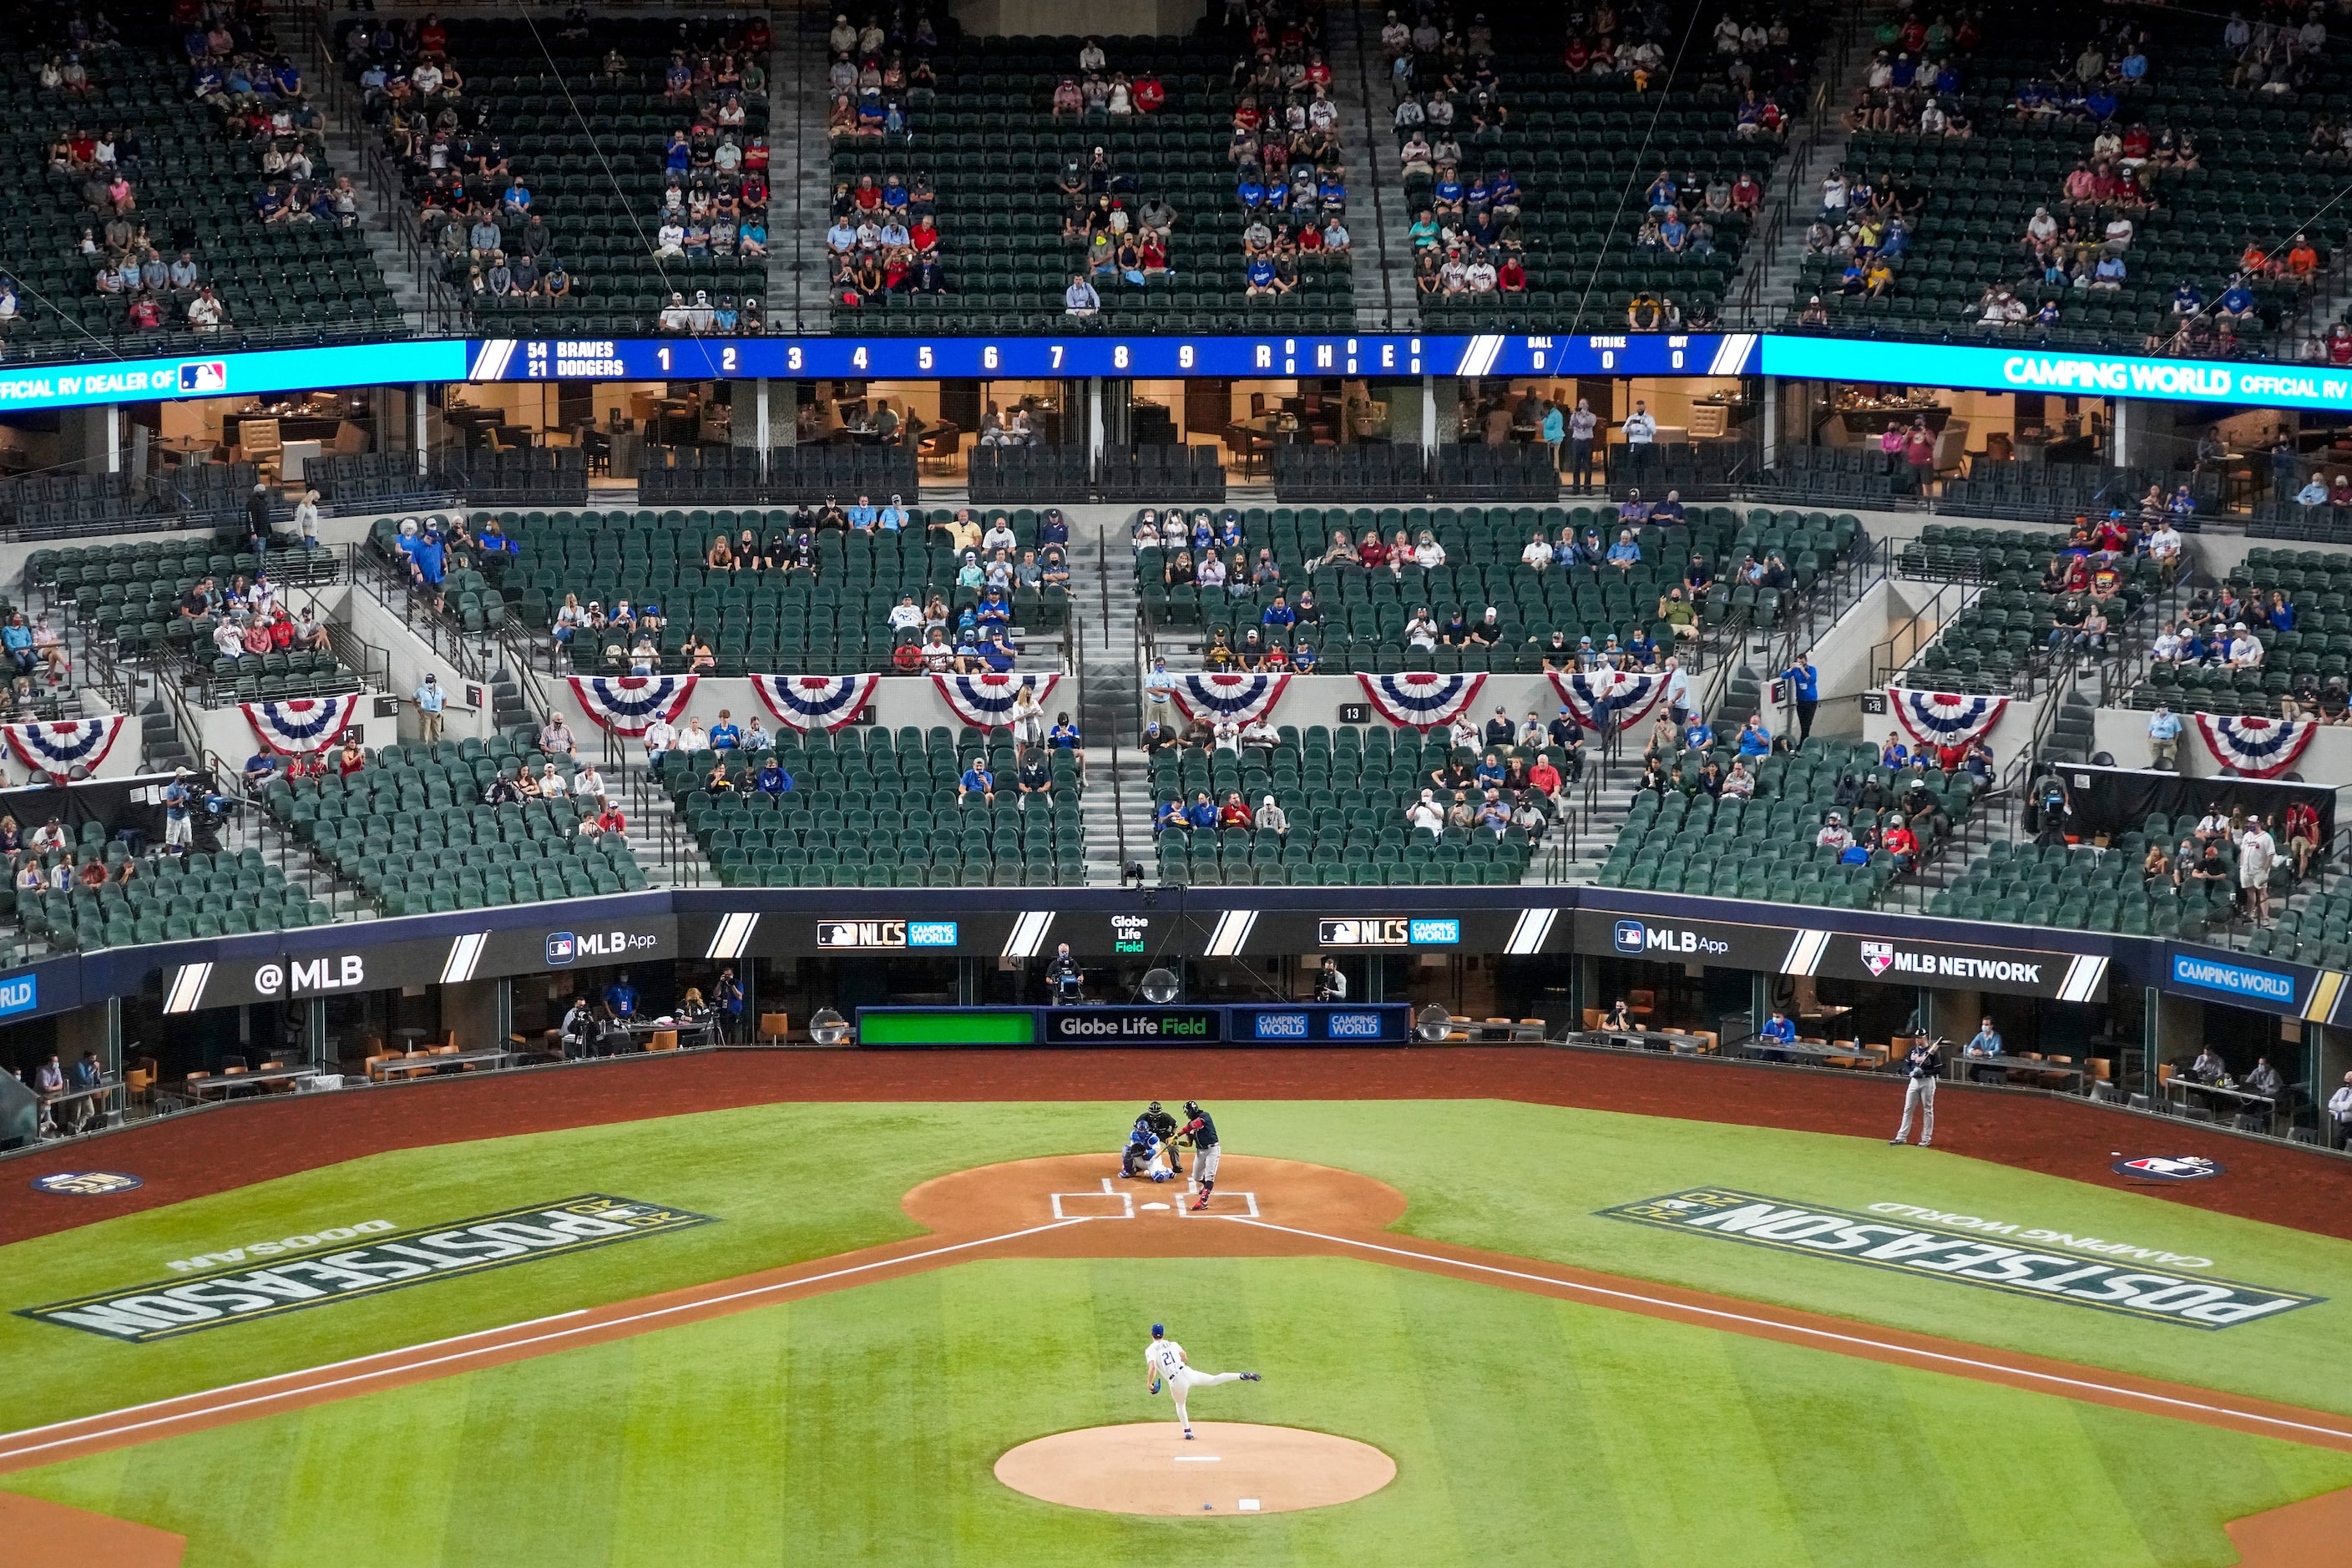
[7,1100,2352,1437]
[10,1259,2351,1567]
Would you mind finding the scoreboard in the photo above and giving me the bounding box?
[468,331,1763,382]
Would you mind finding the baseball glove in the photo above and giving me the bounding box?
[1149,1376,1162,1395]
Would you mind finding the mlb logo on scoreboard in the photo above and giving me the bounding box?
[178,361,229,394]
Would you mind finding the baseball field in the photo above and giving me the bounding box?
[4,1049,2352,1566]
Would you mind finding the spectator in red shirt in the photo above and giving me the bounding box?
[1884,818,1919,872]
[595,802,628,837]
[419,13,448,53]
[1499,256,1526,292]
[1134,74,1165,113]
[1217,792,1254,829]
[337,737,366,776]
[1935,740,1969,773]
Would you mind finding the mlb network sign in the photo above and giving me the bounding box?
[1601,1188,2318,1329]
[1858,940,2042,984]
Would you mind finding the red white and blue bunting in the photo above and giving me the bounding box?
[3,714,125,779]
[1887,687,2011,750]
[566,675,698,736]
[1355,671,1487,731]
[932,672,1062,728]
[750,674,881,734]
[1548,670,1667,733]
[241,695,362,756]
[2193,714,2316,779]
[1170,671,1292,726]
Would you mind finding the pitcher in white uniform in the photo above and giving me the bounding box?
[1144,1322,1260,1439]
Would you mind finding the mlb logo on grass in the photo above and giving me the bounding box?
[1860,940,1895,976]
[178,360,229,394]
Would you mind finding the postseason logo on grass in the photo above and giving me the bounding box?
[1599,1188,2319,1331]
[19,1195,714,1344]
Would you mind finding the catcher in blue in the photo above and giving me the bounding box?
[1144,1322,1259,1439]
[1120,1101,1182,1181]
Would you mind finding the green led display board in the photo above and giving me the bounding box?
[855,1009,1039,1044]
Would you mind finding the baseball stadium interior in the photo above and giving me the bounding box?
[3,0,2352,1556]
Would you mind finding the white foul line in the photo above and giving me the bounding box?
[1219,1217,2352,1447]
[0,1217,1096,1464]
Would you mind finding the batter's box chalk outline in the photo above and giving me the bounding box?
[1050,1178,1135,1220]
[1177,1189,1260,1217]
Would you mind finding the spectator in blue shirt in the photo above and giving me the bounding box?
[1737,716,1772,756]
[1682,715,1713,751]
[981,634,1018,672]
[1,613,33,675]
[708,712,741,750]
[877,495,906,531]
[1261,594,1296,628]
[1758,1006,1797,1060]
[2218,278,2256,318]
[958,759,995,806]
[1186,792,1219,830]
[1038,508,1068,546]
[847,495,878,530]
[1606,530,1642,570]
[1156,797,1189,834]
[1292,642,1318,672]
[1246,256,1278,295]
[244,750,280,792]
[604,972,639,1018]
[754,757,794,793]
[2147,703,2182,769]
[1880,733,1909,768]
[1780,654,1819,742]
[2171,281,2203,316]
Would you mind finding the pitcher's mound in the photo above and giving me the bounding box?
[995,1422,1394,1516]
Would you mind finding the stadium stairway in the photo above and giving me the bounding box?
[1327,3,1407,331]
[318,118,435,335]
[1737,39,1872,326]
[785,9,833,332]
[1077,508,1141,883]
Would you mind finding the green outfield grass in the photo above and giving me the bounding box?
[11,1257,2350,1567]
[3,1099,2349,1441]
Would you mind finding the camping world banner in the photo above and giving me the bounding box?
[750,674,880,733]
[1549,670,1666,733]
[566,675,697,737]
[242,695,362,756]
[3,715,125,779]
[1356,671,1487,731]
[1171,671,1292,725]
[1888,687,2011,750]
[932,672,1061,728]
[2193,714,2316,779]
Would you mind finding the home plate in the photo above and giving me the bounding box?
[1141,1201,1171,1210]
[994,1423,1395,1516]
